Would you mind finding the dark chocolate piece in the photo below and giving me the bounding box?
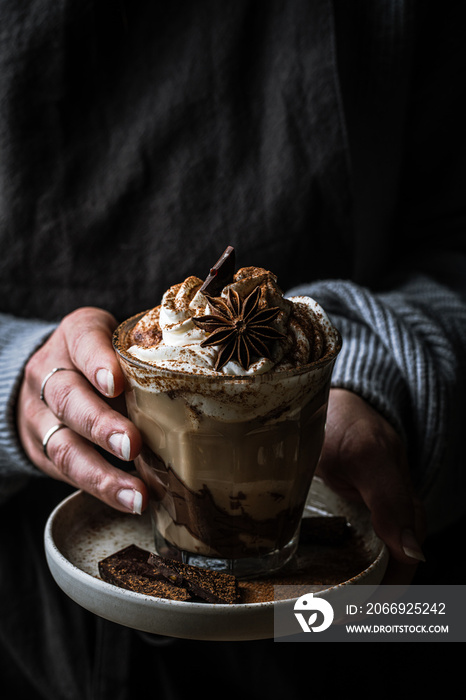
[98,544,192,601]
[101,543,162,577]
[98,544,239,604]
[199,245,235,296]
[299,516,350,546]
[148,552,240,604]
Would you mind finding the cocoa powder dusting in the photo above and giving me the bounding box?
[129,307,162,347]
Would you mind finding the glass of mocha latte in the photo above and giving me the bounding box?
[113,247,341,578]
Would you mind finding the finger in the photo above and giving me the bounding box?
[344,450,426,566]
[379,500,425,584]
[319,389,426,566]
[61,307,126,397]
[36,417,148,514]
[39,369,142,462]
[18,386,147,514]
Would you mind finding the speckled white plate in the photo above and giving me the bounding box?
[44,477,388,641]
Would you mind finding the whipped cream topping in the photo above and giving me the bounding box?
[127,267,337,375]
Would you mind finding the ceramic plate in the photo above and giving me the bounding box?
[44,477,388,641]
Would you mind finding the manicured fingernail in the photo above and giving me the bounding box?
[109,432,131,460]
[401,529,426,562]
[96,368,115,397]
[117,488,143,515]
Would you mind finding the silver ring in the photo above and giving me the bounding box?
[42,423,67,459]
[40,367,76,407]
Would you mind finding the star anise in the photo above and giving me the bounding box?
[193,286,285,371]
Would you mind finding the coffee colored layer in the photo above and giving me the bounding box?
[137,445,304,558]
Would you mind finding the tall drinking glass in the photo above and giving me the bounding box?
[114,313,341,578]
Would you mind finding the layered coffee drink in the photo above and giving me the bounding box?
[113,247,341,577]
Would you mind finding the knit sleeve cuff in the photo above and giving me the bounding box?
[0,315,57,499]
[286,280,413,452]
[326,314,410,446]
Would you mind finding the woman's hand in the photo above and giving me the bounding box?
[17,307,147,513]
[317,388,426,583]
